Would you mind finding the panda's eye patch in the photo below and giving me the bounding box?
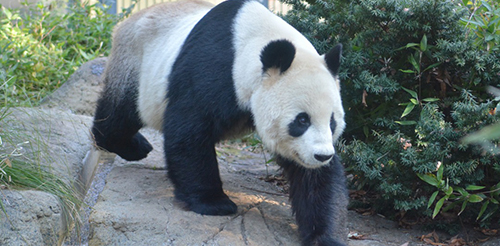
[288,112,311,137]
[330,113,336,133]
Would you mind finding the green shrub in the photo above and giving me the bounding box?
[283,0,500,225]
[0,2,121,106]
[460,0,500,52]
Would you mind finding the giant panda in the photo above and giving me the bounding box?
[91,0,348,245]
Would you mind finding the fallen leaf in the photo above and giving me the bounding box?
[481,229,498,236]
[348,231,365,240]
[353,207,374,215]
[448,237,466,246]
[478,237,490,243]
[420,231,446,245]
[4,158,12,167]
[362,90,368,107]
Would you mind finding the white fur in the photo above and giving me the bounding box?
[232,1,345,168]
[232,1,317,110]
[137,2,213,130]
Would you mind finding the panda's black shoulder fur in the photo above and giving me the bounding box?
[166,0,252,140]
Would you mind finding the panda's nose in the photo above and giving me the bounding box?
[314,154,333,162]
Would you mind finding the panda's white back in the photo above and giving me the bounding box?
[133,1,214,130]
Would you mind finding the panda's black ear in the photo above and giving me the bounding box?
[324,43,342,75]
[260,39,296,74]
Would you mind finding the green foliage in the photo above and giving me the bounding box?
[463,86,500,154]
[418,164,500,222]
[460,0,500,52]
[283,0,500,224]
[0,1,122,106]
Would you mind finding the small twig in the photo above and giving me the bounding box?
[458,216,470,244]
[240,185,286,197]
[40,25,57,42]
[478,187,500,194]
[376,151,390,162]
[259,144,270,177]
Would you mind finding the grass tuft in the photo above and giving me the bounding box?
[0,107,85,244]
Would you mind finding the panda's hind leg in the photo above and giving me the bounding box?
[92,81,153,161]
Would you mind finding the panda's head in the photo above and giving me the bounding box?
[251,40,345,169]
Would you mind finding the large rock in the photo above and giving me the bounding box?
[1,58,100,245]
[0,190,62,246]
[0,107,93,245]
[0,107,93,180]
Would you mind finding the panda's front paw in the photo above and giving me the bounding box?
[115,133,153,161]
[186,194,237,216]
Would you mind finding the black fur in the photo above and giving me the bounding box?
[277,155,348,246]
[163,0,250,215]
[260,39,296,74]
[330,114,336,133]
[325,44,342,75]
[92,67,153,161]
[288,112,311,137]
